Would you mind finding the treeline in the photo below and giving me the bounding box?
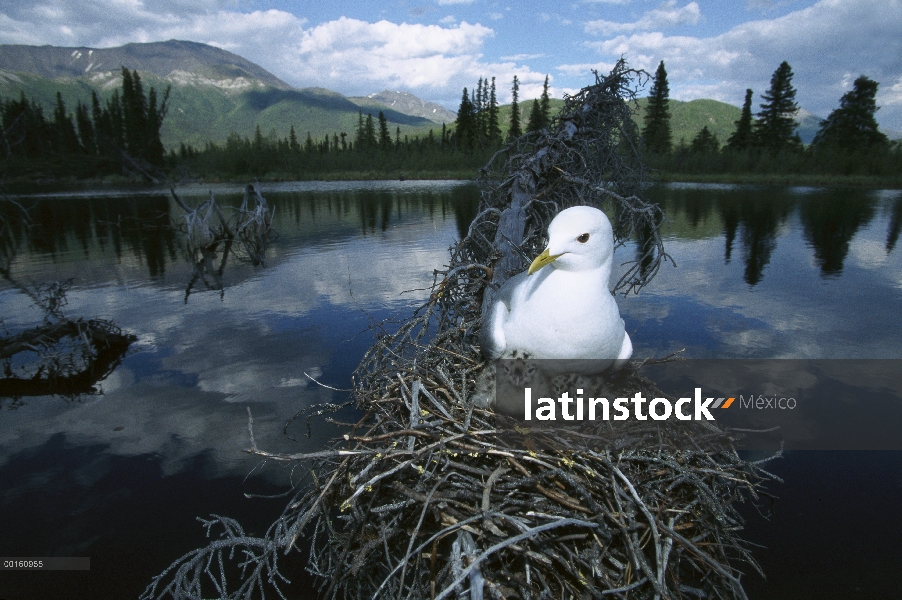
[0,67,170,179]
[640,61,902,178]
[175,74,553,179]
[176,115,488,179]
[7,60,897,183]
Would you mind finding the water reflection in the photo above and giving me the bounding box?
[2,181,901,600]
[646,184,899,285]
[884,195,902,253]
[799,190,877,276]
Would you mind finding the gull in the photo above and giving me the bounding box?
[480,205,632,372]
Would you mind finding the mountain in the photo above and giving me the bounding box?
[4,40,894,153]
[0,40,292,90]
[0,40,447,150]
[350,90,457,124]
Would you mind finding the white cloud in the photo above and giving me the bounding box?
[0,2,547,107]
[437,0,475,5]
[539,12,573,26]
[439,15,457,23]
[500,53,546,61]
[585,1,701,35]
[886,75,902,106]
[568,0,902,128]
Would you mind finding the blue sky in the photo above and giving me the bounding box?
[1,0,901,129]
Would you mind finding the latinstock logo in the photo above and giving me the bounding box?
[522,387,737,422]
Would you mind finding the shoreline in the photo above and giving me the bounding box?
[5,170,902,193]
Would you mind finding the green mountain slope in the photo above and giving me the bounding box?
[4,40,861,154]
[630,97,827,145]
[0,41,446,151]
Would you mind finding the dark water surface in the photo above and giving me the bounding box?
[1,181,901,599]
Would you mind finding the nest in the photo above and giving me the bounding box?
[142,62,780,600]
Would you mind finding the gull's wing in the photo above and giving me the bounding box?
[479,273,525,360]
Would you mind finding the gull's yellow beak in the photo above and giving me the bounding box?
[527,248,562,275]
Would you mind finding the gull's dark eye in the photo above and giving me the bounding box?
[577,233,590,243]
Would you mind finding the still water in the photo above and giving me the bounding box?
[1,181,901,599]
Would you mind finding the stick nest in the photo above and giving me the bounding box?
[297,62,780,600]
[142,61,780,600]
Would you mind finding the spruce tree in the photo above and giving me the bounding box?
[52,92,80,153]
[526,99,543,132]
[474,78,484,143]
[508,75,522,140]
[487,77,501,143]
[364,113,377,149]
[726,89,754,151]
[75,100,96,155]
[378,111,391,150]
[289,126,300,152]
[480,79,490,142]
[539,75,551,126]
[120,68,148,157]
[455,87,475,149]
[754,61,801,152]
[690,126,719,154]
[642,61,671,154]
[145,85,168,166]
[812,75,888,151]
[355,112,366,149]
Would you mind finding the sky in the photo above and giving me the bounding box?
[1,0,901,129]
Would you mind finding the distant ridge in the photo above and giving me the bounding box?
[0,40,292,89]
[350,90,457,123]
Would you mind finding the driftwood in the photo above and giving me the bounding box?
[143,62,778,600]
[1,197,136,399]
[0,317,135,397]
[171,184,276,301]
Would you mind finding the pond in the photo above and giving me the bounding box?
[1,180,901,599]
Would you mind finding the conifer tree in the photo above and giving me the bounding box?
[253,124,264,150]
[75,100,96,155]
[690,126,719,154]
[52,92,80,153]
[289,126,300,152]
[487,77,501,143]
[120,68,148,157]
[106,89,124,148]
[754,61,801,152]
[364,113,377,149]
[474,78,484,142]
[145,85,168,165]
[527,76,552,132]
[480,79,490,142]
[539,75,551,126]
[455,87,475,149]
[509,75,522,140]
[726,89,754,151]
[526,99,543,132]
[642,61,671,154]
[378,111,391,150]
[355,111,365,148]
[812,75,888,151]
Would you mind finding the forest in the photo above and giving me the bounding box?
[0,61,900,184]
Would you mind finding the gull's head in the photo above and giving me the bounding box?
[528,206,614,274]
